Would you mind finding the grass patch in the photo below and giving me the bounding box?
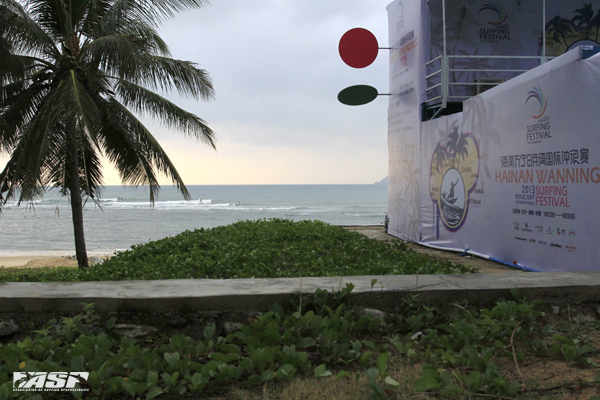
[0,219,476,283]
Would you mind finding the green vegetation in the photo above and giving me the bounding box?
[0,219,476,283]
[1,288,599,399]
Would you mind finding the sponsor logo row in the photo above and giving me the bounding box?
[513,236,576,252]
[513,222,575,237]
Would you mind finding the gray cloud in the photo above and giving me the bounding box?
[150,0,392,182]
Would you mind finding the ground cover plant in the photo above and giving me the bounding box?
[0,219,476,283]
[1,288,599,400]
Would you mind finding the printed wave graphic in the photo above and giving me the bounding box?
[478,2,508,25]
[525,86,548,119]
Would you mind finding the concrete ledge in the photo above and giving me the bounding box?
[2,272,600,314]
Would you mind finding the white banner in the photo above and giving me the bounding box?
[420,47,600,271]
[387,0,429,241]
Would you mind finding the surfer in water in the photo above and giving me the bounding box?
[442,179,459,205]
[448,179,458,201]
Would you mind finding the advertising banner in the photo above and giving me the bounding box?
[545,2,600,56]
[426,1,600,101]
[420,47,600,271]
[386,0,429,241]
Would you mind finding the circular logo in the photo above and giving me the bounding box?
[440,168,466,229]
[478,2,508,25]
[568,39,598,51]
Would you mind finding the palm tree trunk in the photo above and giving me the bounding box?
[66,131,89,269]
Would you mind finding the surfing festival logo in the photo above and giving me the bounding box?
[479,2,508,25]
[429,126,481,236]
[525,86,547,119]
[479,2,510,42]
[396,0,405,33]
[525,86,551,144]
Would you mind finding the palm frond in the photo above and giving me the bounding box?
[134,56,215,100]
[100,97,191,201]
[1,0,59,57]
[115,78,215,147]
[102,0,210,29]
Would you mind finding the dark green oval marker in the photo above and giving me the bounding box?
[337,85,379,106]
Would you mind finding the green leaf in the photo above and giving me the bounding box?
[441,384,463,395]
[70,355,85,371]
[164,352,180,369]
[296,337,316,349]
[121,380,136,396]
[209,352,239,364]
[465,371,482,391]
[204,325,215,340]
[414,377,440,392]
[147,371,159,387]
[335,370,350,380]
[376,352,389,375]
[384,376,400,387]
[146,386,163,400]
[360,350,372,366]
[191,373,206,389]
[105,317,116,329]
[259,369,275,382]
[170,334,187,350]
[365,367,379,382]
[441,351,455,366]
[314,364,332,378]
[276,364,296,381]
[202,360,219,376]
[302,311,315,324]
[0,384,9,400]
[508,381,521,396]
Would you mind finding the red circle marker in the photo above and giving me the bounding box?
[339,28,379,68]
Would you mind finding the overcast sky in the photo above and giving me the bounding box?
[100,0,392,185]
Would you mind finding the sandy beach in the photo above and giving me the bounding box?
[0,255,81,268]
[0,226,519,273]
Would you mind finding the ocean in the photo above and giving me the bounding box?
[0,185,388,256]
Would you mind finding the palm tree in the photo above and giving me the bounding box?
[591,9,600,42]
[445,126,459,155]
[454,133,469,167]
[432,146,447,174]
[0,0,215,268]
[572,3,594,38]
[546,15,574,48]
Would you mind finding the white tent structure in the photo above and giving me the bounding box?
[387,0,600,271]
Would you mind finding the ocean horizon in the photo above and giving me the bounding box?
[1,184,388,256]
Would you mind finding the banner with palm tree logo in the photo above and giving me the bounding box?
[545,3,600,56]
[418,47,600,272]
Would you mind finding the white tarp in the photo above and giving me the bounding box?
[420,47,600,271]
[386,0,429,241]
